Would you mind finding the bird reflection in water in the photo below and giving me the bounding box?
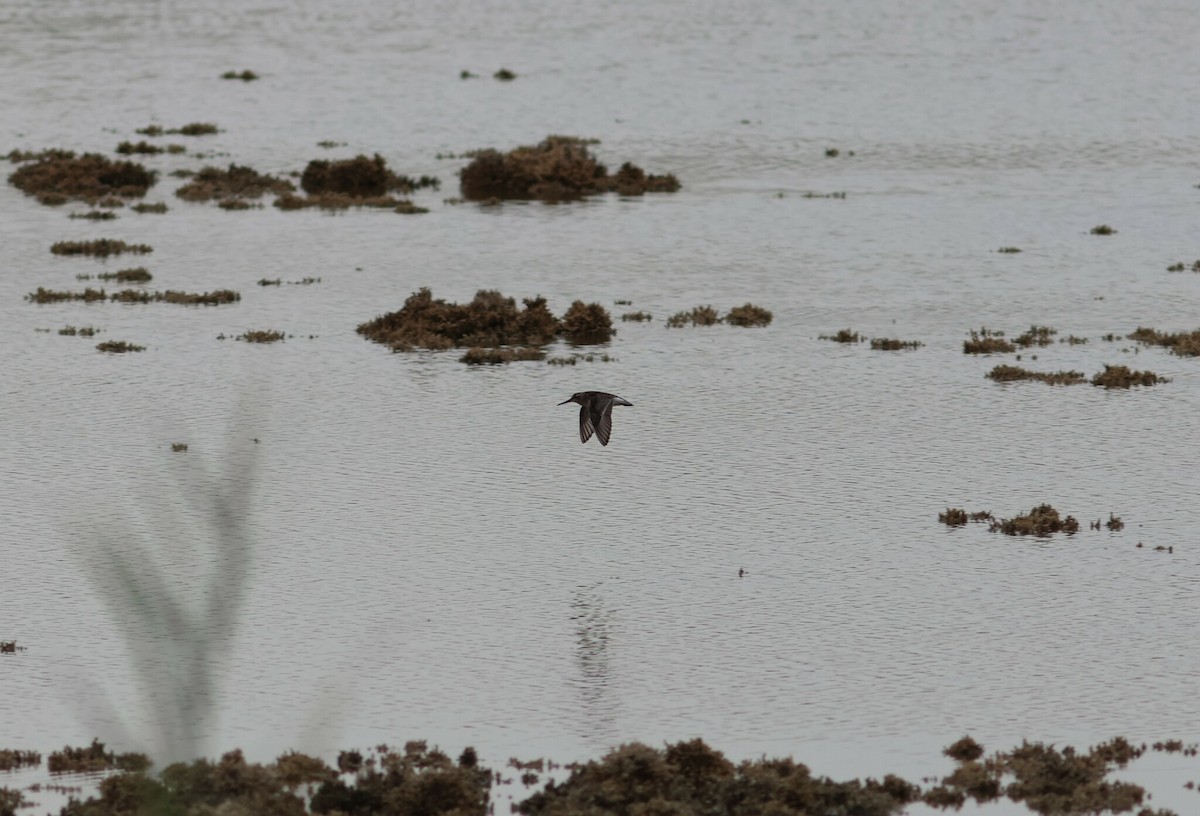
[570,585,619,750]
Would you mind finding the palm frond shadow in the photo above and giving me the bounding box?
[70,428,257,765]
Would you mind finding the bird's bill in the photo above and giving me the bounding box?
[557,398,573,405]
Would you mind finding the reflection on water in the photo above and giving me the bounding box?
[570,585,618,752]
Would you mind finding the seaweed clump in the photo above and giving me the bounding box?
[986,365,1086,385]
[989,504,1079,537]
[666,306,720,328]
[819,329,861,343]
[97,267,152,283]
[1127,326,1200,357]
[48,739,149,774]
[272,154,438,211]
[460,136,679,201]
[176,164,295,203]
[871,338,922,350]
[964,328,1015,354]
[518,739,918,816]
[560,301,615,344]
[356,288,562,351]
[460,347,546,365]
[9,152,156,205]
[96,340,145,353]
[50,239,152,257]
[1090,364,1167,388]
[725,303,773,327]
[236,330,285,343]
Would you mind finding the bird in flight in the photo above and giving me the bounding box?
[558,391,633,446]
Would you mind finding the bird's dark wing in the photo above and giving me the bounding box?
[578,405,595,444]
[595,407,613,446]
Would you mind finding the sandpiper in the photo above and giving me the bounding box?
[558,391,633,446]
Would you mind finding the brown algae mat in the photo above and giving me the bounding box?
[96,267,152,283]
[50,239,152,257]
[459,135,680,201]
[96,340,145,353]
[940,504,1080,536]
[460,347,546,365]
[964,327,1015,354]
[666,304,772,328]
[272,155,438,211]
[819,329,861,343]
[986,365,1086,385]
[28,287,239,306]
[7,735,1195,816]
[8,151,156,205]
[1127,327,1200,357]
[870,338,923,350]
[357,288,614,352]
[1091,364,1168,388]
[236,330,286,343]
[175,164,295,203]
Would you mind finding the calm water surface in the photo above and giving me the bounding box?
[2,1,1199,812]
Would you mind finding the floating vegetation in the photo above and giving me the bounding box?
[560,301,615,344]
[357,288,561,351]
[519,739,917,816]
[300,154,439,197]
[938,508,968,527]
[964,328,1016,354]
[48,739,150,775]
[1127,326,1200,357]
[939,509,996,527]
[614,299,632,305]
[1090,224,1117,235]
[1060,334,1088,344]
[494,67,517,81]
[460,69,477,79]
[221,69,259,81]
[236,330,285,343]
[316,140,346,149]
[176,122,218,136]
[825,147,840,157]
[988,504,1079,537]
[0,748,40,771]
[175,163,295,202]
[1092,514,1125,531]
[1090,364,1167,388]
[69,209,117,220]
[1166,260,1200,272]
[110,289,241,306]
[96,340,145,353]
[171,443,188,452]
[394,200,429,214]
[58,326,98,336]
[944,736,985,762]
[724,303,773,327]
[218,198,258,210]
[459,135,679,201]
[0,640,18,653]
[27,287,108,303]
[546,353,616,365]
[667,306,720,328]
[997,246,1022,253]
[870,338,922,350]
[986,365,1086,385]
[261,277,318,287]
[460,346,546,365]
[97,267,152,283]
[116,140,163,155]
[276,192,407,210]
[800,191,846,198]
[819,329,861,343]
[50,239,152,257]
[621,311,652,322]
[1014,325,1056,347]
[8,152,156,204]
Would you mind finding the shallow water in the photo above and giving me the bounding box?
[3,1,1200,812]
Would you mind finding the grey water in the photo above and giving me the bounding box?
[2,1,1200,812]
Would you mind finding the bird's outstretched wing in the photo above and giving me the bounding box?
[595,409,613,446]
[578,405,595,444]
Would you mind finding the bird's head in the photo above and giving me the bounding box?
[557,393,583,406]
